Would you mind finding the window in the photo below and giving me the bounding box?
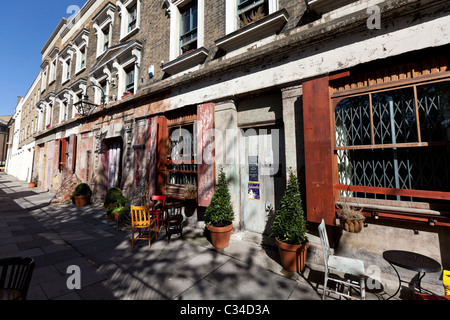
[92,3,115,57]
[167,122,198,187]
[125,67,135,93]
[180,1,198,54]
[128,4,138,32]
[118,0,141,40]
[237,0,269,28]
[335,80,450,205]
[103,28,110,52]
[80,48,86,70]
[50,59,57,84]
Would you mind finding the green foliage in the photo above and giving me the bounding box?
[72,183,92,197]
[204,166,234,227]
[105,187,128,206]
[271,169,308,245]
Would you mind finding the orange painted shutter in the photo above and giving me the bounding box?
[303,76,335,226]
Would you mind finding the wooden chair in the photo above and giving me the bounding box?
[130,205,158,248]
[150,196,166,231]
[0,257,35,300]
[165,202,184,243]
[318,219,366,300]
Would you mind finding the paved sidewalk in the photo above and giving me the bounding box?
[0,173,441,302]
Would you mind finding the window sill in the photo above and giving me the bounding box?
[75,67,86,76]
[120,27,140,42]
[215,8,289,53]
[161,47,209,75]
[62,78,70,86]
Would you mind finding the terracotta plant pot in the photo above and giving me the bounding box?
[207,224,233,249]
[276,238,309,273]
[74,195,90,207]
[28,182,36,188]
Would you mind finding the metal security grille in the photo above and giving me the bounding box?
[335,80,450,202]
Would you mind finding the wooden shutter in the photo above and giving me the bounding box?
[157,116,168,195]
[147,116,158,197]
[302,76,335,226]
[197,103,215,207]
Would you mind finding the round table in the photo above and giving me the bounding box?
[383,250,442,300]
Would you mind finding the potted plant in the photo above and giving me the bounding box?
[28,175,38,188]
[122,91,133,99]
[337,203,365,233]
[72,183,92,207]
[104,187,129,220]
[204,166,234,249]
[271,169,309,273]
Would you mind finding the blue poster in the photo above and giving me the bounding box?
[248,182,260,200]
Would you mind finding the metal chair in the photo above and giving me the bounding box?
[150,195,166,231]
[130,205,158,248]
[0,257,35,300]
[318,219,366,300]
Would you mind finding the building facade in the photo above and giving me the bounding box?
[8,0,450,284]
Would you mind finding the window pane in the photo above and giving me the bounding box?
[417,81,450,142]
[372,87,418,144]
[335,95,371,147]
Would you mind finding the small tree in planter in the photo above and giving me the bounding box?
[204,166,234,248]
[104,187,129,220]
[271,169,308,272]
[72,183,92,207]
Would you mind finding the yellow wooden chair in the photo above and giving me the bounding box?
[130,205,158,248]
[444,270,450,296]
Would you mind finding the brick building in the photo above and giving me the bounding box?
[8,0,450,284]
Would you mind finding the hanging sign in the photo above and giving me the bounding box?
[248,182,260,200]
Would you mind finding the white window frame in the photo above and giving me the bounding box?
[117,0,141,41]
[112,47,141,99]
[93,4,115,58]
[49,57,58,85]
[225,0,278,34]
[168,0,204,61]
[72,29,90,75]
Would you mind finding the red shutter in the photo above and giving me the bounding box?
[302,76,335,226]
[147,116,158,197]
[70,134,77,172]
[197,103,215,207]
[157,116,167,195]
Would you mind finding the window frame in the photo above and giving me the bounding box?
[332,78,450,211]
[164,115,198,196]
[179,1,198,55]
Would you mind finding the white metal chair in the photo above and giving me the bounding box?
[318,219,366,300]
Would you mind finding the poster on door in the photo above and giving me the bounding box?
[248,182,260,200]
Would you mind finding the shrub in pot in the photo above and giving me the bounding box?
[104,187,129,219]
[204,166,234,249]
[271,169,308,272]
[72,183,92,207]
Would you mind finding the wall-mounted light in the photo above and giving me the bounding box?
[374,211,379,219]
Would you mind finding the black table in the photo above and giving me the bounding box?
[383,250,442,300]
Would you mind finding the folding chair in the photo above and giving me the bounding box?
[131,205,158,248]
[0,257,35,300]
[150,195,166,231]
[318,219,366,300]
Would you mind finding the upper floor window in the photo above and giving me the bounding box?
[92,3,115,57]
[238,0,269,28]
[72,29,89,75]
[180,1,198,54]
[125,66,135,93]
[118,0,141,41]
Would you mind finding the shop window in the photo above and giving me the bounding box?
[335,80,450,204]
[167,123,198,186]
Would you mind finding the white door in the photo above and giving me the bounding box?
[240,127,282,234]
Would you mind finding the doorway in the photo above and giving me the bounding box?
[240,126,285,234]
